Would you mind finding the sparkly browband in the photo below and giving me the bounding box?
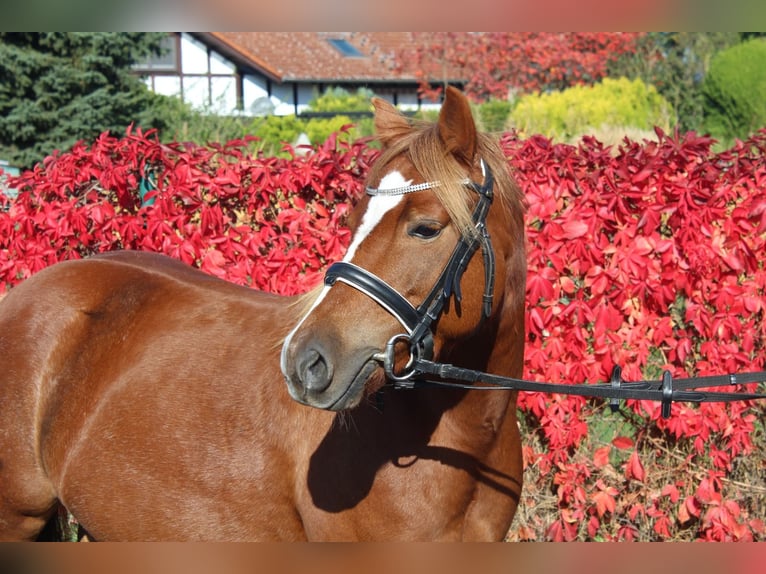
[365,180,461,196]
[366,160,486,197]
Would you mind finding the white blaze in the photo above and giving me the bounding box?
[342,171,408,262]
[280,170,409,376]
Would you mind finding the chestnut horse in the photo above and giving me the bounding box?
[0,86,526,541]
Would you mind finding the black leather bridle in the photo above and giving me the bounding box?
[324,159,496,375]
[322,160,766,419]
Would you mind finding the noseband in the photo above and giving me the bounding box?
[324,159,496,376]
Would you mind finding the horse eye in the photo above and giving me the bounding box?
[408,223,443,240]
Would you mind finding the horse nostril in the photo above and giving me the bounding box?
[298,347,334,393]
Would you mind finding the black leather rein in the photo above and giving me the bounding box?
[322,160,766,419]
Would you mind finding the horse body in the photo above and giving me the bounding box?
[0,87,526,541]
[0,251,297,540]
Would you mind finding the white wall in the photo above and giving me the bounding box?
[270,84,295,116]
[243,74,270,114]
[397,91,421,111]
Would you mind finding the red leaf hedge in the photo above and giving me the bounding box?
[0,127,373,295]
[2,125,764,541]
[509,129,766,440]
[505,128,766,541]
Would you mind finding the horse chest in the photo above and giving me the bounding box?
[296,451,482,541]
[291,413,503,541]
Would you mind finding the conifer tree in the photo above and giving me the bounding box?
[0,32,165,168]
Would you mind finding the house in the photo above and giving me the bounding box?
[135,33,464,116]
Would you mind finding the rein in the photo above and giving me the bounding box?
[379,346,766,419]
[324,160,766,419]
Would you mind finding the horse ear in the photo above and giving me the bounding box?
[438,86,477,164]
[372,97,411,147]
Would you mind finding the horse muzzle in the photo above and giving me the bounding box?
[282,333,384,411]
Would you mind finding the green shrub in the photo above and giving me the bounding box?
[702,38,766,142]
[308,86,375,113]
[246,88,377,150]
[305,115,355,145]
[248,114,306,153]
[606,32,744,133]
[305,87,376,142]
[508,77,674,141]
[141,94,254,147]
[476,99,513,132]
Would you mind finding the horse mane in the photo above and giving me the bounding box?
[367,118,526,241]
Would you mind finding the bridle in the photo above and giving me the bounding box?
[325,159,496,371]
[322,159,766,419]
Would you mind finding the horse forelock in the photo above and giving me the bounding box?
[367,122,525,242]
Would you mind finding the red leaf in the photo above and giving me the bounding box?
[612,436,634,450]
[546,520,565,542]
[696,476,721,505]
[562,219,589,239]
[678,498,692,524]
[661,484,680,503]
[593,446,611,468]
[587,515,600,538]
[653,515,672,539]
[749,518,765,535]
[592,490,615,518]
[594,302,623,333]
[625,451,645,482]
[628,503,645,522]
[527,265,558,302]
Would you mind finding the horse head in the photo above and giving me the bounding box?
[281,86,526,411]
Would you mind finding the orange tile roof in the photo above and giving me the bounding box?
[208,32,459,83]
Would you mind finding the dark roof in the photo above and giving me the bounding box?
[201,32,462,84]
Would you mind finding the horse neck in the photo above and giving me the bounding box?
[421,286,524,440]
[432,213,526,436]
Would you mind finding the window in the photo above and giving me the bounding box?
[181,35,209,75]
[151,76,181,98]
[327,38,364,58]
[137,34,246,115]
[134,34,179,71]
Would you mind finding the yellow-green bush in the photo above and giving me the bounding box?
[305,115,356,145]
[248,114,305,151]
[246,88,376,151]
[509,77,674,141]
[308,87,374,113]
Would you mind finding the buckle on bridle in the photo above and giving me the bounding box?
[373,333,421,388]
